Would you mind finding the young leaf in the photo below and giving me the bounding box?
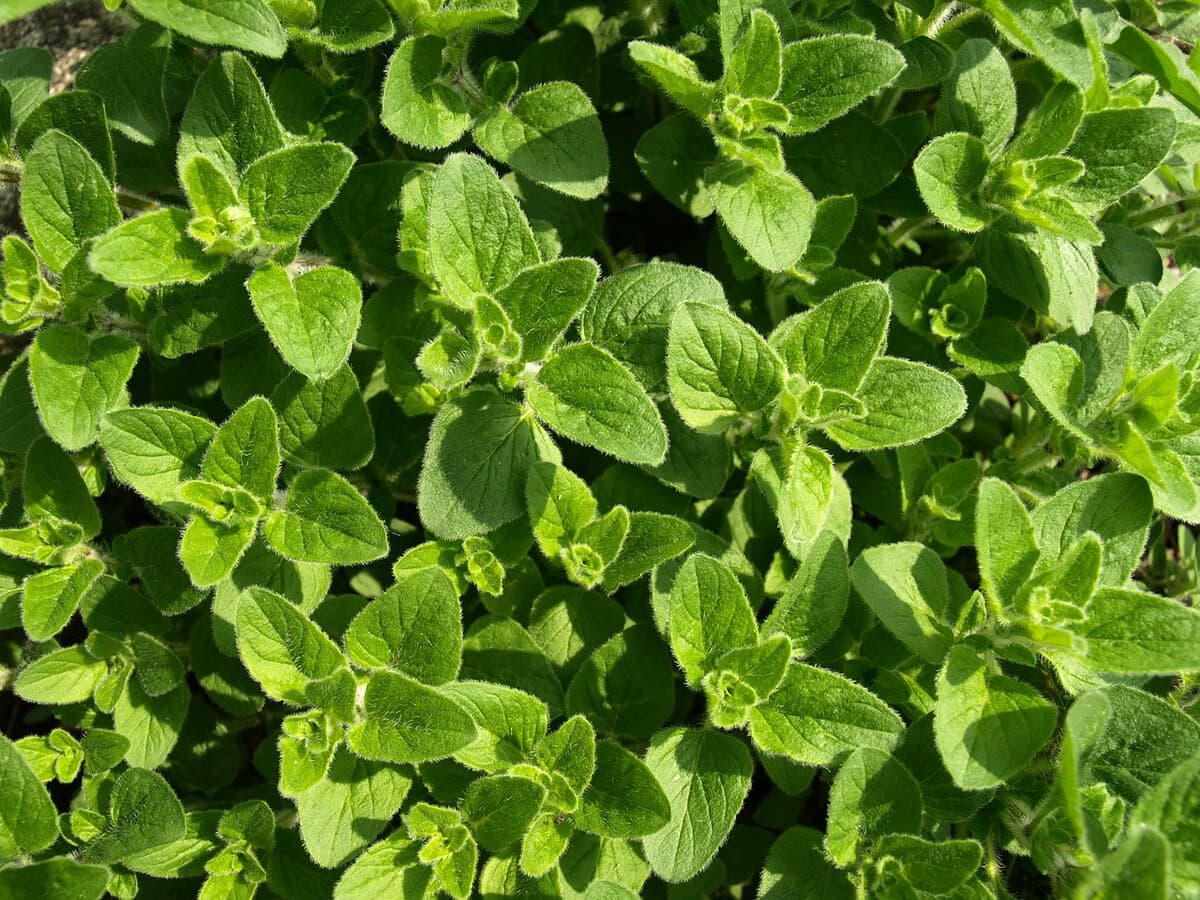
[526,343,667,465]
[934,39,1016,156]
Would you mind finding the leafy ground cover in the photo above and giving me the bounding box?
[2,0,1200,897]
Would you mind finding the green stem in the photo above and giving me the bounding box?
[1125,194,1200,228]
[887,215,936,248]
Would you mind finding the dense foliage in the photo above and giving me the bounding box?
[2,0,1200,896]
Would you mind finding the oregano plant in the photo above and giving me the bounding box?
[2,0,1200,896]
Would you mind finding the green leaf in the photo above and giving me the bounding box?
[100,407,216,506]
[20,130,119,272]
[240,142,354,246]
[913,133,993,232]
[758,827,855,899]
[23,435,101,538]
[74,23,171,146]
[776,35,905,135]
[89,209,224,288]
[934,39,1016,156]
[1061,108,1176,211]
[272,365,375,471]
[126,0,286,58]
[344,567,463,684]
[667,301,784,433]
[668,553,759,685]
[1076,825,1170,900]
[428,153,539,307]
[764,529,849,657]
[642,727,753,883]
[565,626,676,741]
[463,775,547,851]
[705,159,815,272]
[264,469,388,564]
[1031,473,1152,586]
[526,461,596,561]
[0,733,59,859]
[576,740,670,838]
[977,223,1098,333]
[177,53,284,182]
[235,586,347,705]
[724,9,782,99]
[1132,269,1200,375]
[294,746,412,868]
[495,257,599,363]
[627,41,717,119]
[825,748,923,867]
[975,477,1039,611]
[13,645,106,705]
[0,859,109,900]
[83,768,185,864]
[601,512,695,592]
[851,542,954,664]
[775,280,889,392]
[474,81,609,199]
[579,262,725,389]
[381,35,470,150]
[934,645,1058,791]
[749,663,904,767]
[462,615,565,715]
[204,396,279,501]
[825,358,966,451]
[0,48,51,131]
[527,343,667,465]
[29,324,139,452]
[248,263,361,381]
[1130,753,1200,894]
[440,680,548,772]
[1074,588,1200,674]
[419,389,559,540]
[346,670,478,763]
[22,560,104,641]
[179,514,256,588]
